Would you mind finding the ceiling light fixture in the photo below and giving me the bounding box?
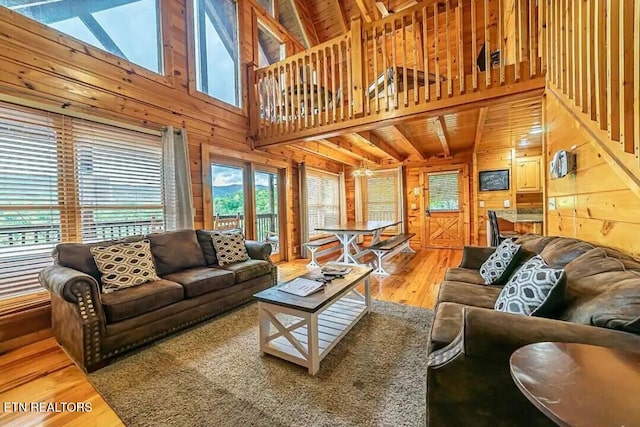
[352,161,374,177]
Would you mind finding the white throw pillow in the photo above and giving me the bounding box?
[479,239,521,285]
[210,230,249,266]
[90,240,160,293]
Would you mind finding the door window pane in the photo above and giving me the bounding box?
[428,172,460,211]
[193,0,240,106]
[2,0,163,73]
[211,164,245,231]
[255,171,279,253]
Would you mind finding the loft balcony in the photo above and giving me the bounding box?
[250,0,547,148]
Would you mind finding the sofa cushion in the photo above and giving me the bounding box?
[53,236,143,283]
[514,234,558,254]
[219,259,271,283]
[147,230,207,276]
[196,230,219,266]
[437,281,501,309]
[430,302,465,351]
[90,240,160,293]
[210,230,250,266]
[101,279,184,323]
[164,267,236,298]
[479,239,522,285]
[494,255,566,317]
[444,268,486,285]
[539,238,596,268]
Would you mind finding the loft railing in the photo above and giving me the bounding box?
[251,0,546,144]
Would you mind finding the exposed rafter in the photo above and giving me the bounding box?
[389,124,426,160]
[321,137,384,164]
[295,141,361,166]
[474,107,489,146]
[433,116,452,157]
[353,131,406,162]
[354,0,374,23]
[334,0,349,33]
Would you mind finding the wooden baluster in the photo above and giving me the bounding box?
[619,0,634,153]
[423,6,430,101]
[284,64,290,133]
[539,0,547,75]
[351,19,364,117]
[271,68,278,136]
[303,56,309,129]
[578,0,588,113]
[310,53,316,127]
[338,40,345,121]
[635,0,640,164]
[401,15,408,107]
[445,0,452,96]
[572,0,580,102]
[382,22,390,111]
[498,0,505,84]
[347,36,353,119]
[323,48,330,124]
[267,69,273,137]
[587,0,597,121]
[278,65,284,135]
[529,0,536,76]
[411,11,418,105]
[391,18,398,110]
[331,45,337,123]
[313,52,320,126]
[435,3,441,98]
[556,0,561,90]
[297,58,303,130]
[606,0,619,140]
[471,0,478,90]
[483,0,490,88]
[364,30,370,115]
[515,0,522,81]
[566,0,573,98]
[373,26,380,113]
[456,5,464,94]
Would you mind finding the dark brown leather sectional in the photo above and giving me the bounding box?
[39,229,276,372]
[427,234,640,426]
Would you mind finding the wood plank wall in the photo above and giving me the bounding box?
[0,0,343,352]
[545,93,640,256]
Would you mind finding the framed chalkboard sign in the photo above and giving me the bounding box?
[479,169,510,191]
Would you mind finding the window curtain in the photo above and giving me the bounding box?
[163,127,194,230]
[398,165,406,233]
[298,162,309,257]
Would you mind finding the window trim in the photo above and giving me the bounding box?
[427,170,462,213]
[187,0,245,113]
[0,0,175,87]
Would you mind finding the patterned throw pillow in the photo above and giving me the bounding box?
[494,255,566,317]
[90,240,160,293]
[479,239,522,285]
[210,230,249,266]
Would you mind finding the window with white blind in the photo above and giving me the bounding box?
[0,101,164,301]
[306,169,341,238]
[365,170,400,223]
[428,172,460,211]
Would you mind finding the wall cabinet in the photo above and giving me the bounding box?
[515,156,542,192]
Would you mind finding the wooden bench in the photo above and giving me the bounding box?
[367,233,416,276]
[302,236,339,269]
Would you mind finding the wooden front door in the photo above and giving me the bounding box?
[423,168,468,249]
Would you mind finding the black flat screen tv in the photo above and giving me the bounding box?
[479,169,510,191]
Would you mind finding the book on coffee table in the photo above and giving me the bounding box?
[321,266,352,277]
[278,278,325,297]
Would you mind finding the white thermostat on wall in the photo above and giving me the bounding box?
[503,200,511,208]
[413,187,421,195]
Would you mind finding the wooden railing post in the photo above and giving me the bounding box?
[350,17,364,117]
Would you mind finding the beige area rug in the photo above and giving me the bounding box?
[89,300,433,427]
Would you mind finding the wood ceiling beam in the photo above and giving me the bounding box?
[290,0,320,47]
[389,124,426,160]
[353,131,406,162]
[334,0,349,33]
[354,0,374,23]
[433,116,452,157]
[474,106,489,146]
[295,141,361,166]
[321,137,384,164]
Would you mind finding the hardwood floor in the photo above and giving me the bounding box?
[0,248,460,427]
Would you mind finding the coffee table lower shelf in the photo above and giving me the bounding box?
[258,289,370,375]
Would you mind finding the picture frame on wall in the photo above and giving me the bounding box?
[479,169,510,191]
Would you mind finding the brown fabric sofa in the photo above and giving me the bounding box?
[427,234,640,426]
[39,229,276,372]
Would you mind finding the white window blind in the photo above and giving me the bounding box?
[0,101,164,301]
[428,172,460,211]
[0,104,67,299]
[74,120,164,242]
[306,169,340,238]
[365,170,399,223]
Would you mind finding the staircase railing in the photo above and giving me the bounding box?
[251,0,546,143]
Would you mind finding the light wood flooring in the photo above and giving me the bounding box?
[0,248,460,427]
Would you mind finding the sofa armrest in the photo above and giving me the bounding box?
[39,265,102,305]
[461,306,640,363]
[245,240,273,262]
[459,246,495,270]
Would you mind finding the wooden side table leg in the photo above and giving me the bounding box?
[307,312,320,375]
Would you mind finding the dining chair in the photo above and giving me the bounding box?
[487,210,521,246]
